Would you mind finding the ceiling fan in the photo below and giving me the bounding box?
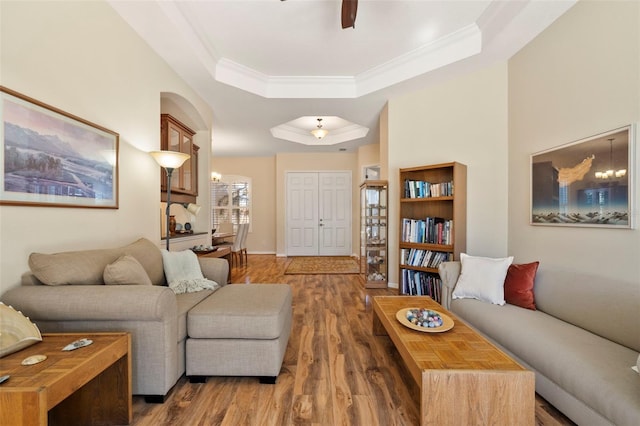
[341,0,358,29]
[280,0,358,29]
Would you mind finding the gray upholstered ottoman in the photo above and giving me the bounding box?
[186,283,292,383]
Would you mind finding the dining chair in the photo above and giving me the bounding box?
[230,223,248,268]
[239,223,249,265]
[217,221,234,234]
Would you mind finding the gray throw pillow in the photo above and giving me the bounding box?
[103,255,152,286]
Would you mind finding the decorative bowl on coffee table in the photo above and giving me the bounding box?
[395,307,454,333]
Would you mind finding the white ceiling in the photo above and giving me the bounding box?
[108,0,576,157]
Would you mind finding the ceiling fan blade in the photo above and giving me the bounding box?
[342,0,358,29]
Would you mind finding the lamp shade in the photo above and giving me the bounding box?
[185,203,201,216]
[150,151,190,169]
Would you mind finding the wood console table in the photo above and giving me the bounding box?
[373,296,534,425]
[0,332,131,426]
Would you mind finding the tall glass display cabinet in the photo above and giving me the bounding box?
[360,180,388,288]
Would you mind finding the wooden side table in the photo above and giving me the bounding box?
[0,332,131,426]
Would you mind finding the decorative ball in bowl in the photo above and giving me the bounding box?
[406,308,443,328]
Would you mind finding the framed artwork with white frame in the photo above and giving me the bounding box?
[530,125,634,228]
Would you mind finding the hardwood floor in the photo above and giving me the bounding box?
[132,254,575,426]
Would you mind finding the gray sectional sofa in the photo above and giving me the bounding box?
[439,261,640,426]
[1,238,292,401]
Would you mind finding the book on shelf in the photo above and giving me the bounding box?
[400,248,453,268]
[403,179,453,198]
[401,270,442,303]
[401,217,453,245]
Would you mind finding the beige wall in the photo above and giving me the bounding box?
[508,0,640,281]
[275,152,359,256]
[387,62,509,287]
[213,152,367,257]
[0,1,213,293]
[213,157,277,253]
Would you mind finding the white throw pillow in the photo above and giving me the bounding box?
[161,250,219,294]
[451,253,514,305]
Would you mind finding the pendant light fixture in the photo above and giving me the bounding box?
[311,118,328,139]
[595,138,626,179]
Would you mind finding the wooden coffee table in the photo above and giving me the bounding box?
[373,296,534,426]
[0,332,131,426]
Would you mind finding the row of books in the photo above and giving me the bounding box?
[401,217,453,245]
[401,270,442,302]
[400,248,452,269]
[404,180,453,198]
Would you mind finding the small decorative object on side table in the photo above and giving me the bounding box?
[0,302,42,357]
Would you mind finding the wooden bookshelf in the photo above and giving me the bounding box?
[398,162,467,302]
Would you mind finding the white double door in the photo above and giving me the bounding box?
[286,171,352,256]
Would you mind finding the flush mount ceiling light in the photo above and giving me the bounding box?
[311,118,328,140]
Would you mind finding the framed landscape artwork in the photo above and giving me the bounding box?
[531,125,634,228]
[0,87,118,208]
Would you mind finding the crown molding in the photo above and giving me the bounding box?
[355,23,481,97]
[157,1,220,79]
[215,23,481,99]
[216,61,357,98]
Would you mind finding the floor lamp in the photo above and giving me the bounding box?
[150,150,190,250]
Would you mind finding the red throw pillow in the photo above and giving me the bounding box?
[504,262,539,310]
